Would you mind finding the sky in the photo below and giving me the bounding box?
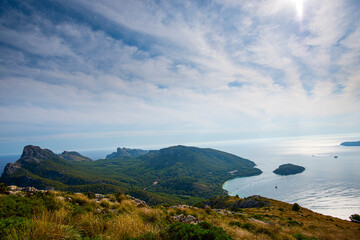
[0,0,360,155]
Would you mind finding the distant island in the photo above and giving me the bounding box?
[340,141,360,146]
[273,163,305,176]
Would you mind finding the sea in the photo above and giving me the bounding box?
[0,134,359,221]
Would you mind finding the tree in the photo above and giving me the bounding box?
[292,203,300,211]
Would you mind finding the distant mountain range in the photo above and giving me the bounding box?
[0,145,262,204]
[340,141,360,146]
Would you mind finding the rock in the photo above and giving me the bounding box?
[25,186,37,193]
[173,214,201,224]
[169,205,192,209]
[95,194,105,201]
[127,196,148,207]
[213,209,236,215]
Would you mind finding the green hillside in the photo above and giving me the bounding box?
[0,186,358,240]
[0,145,262,204]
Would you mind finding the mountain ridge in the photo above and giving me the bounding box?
[0,145,262,204]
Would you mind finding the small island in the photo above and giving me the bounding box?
[340,141,360,146]
[273,163,305,176]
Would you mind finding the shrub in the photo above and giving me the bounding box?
[164,222,233,240]
[292,203,301,211]
[84,192,96,199]
[0,183,9,194]
[350,214,360,223]
[0,195,46,218]
[293,233,319,240]
[0,217,32,237]
[287,220,303,226]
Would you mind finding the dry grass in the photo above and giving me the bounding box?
[105,213,161,239]
[2,191,359,240]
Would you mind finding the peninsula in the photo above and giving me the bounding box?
[340,141,360,146]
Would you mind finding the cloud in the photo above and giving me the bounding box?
[0,0,359,151]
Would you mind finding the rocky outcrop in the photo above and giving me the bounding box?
[198,195,269,210]
[20,145,57,163]
[106,147,149,159]
[59,151,92,162]
[173,214,201,224]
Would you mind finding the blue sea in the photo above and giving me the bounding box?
[0,134,359,220]
[209,134,360,221]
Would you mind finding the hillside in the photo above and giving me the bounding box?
[0,145,262,204]
[106,147,149,159]
[0,186,358,240]
[59,151,92,162]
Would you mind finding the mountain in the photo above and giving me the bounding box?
[0,145,262,204]
[340,141,360,146]
[59,151,92,162]
[106,147,149,159]
[273,163,305,175]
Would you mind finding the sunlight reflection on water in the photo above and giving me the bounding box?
[215,134,360,220]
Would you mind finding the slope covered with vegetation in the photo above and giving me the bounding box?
[0,145,261,204]
[0,186,358,240]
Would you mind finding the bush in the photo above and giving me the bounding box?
[0,217,32,238]
[164,222,233,240]
[0,183,9,194]
[350,214,360,223]
[293,233,319,240]
[0,195,45,218]
[292,203,300,211]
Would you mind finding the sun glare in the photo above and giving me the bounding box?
[292,0,304,19]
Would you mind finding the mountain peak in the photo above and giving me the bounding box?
[59,151,92,162]
[20,145,56,162]
[106,147,149,159]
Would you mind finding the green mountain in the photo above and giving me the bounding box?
[0,145,262,204]
[59,151,92,162]
[106,147,149,159]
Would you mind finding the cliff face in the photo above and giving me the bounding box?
[20,145,57,163]
[0,145,58,187]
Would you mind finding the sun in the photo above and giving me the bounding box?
[292,0,304,19]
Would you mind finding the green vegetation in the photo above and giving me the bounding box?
[1,188,359,240]
[273,164,305,176]
[350,214,360,223]
[106,147,149,159]
[0,145,262,204]
[292,203,301,212]
[164,222,233,240]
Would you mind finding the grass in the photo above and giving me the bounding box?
[0,190,359,240]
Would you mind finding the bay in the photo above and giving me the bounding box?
[212,135,360,221]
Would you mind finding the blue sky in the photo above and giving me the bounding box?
[0,0,359,155]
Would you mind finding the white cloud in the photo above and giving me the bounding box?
[0,0,359,148]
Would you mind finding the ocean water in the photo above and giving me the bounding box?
[213,135,360,221]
